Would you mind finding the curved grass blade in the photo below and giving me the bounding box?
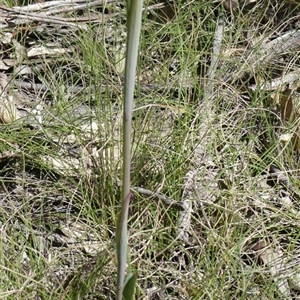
[123,272,137,300]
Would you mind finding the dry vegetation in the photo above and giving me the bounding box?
[0,0,299,299]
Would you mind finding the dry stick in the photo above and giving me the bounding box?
[249,69,300,91]
[177,13,224,244]
[12,0,172,15]
[42,0,174,21]
[42,2,119,17]
[262,29,300,61]
[0,0,136,27]
[0,4,106,27]
[1,0,119,14]
[12,0,97,12]
[14,81,99,95]
[131,187,185,210]
[224,29,300,84]
[247,32,300,90]
[0,12,86,28]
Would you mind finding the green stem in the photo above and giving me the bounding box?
[116,1,143,299]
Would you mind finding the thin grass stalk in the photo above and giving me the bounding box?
[116,1,143,299]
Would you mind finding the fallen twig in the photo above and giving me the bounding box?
[131,186,185,210]
[249,69,300,91]
[224,29,300,84]
[176,11,224,244]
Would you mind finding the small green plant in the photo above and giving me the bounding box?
[116,1,143,300]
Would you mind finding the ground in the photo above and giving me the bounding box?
[0,0,299,299]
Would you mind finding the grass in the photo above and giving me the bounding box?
[0,0,299,299]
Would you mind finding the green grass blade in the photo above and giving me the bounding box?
[123,272,137,300]
[116,192,131,299]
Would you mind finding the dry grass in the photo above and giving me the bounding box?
[0,0,299,299]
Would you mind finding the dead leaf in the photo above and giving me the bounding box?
[253,240,291,298]
[280,88,294,122]
[289,273,300,291]
[27,45,69,57]
[0,95,21,124]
